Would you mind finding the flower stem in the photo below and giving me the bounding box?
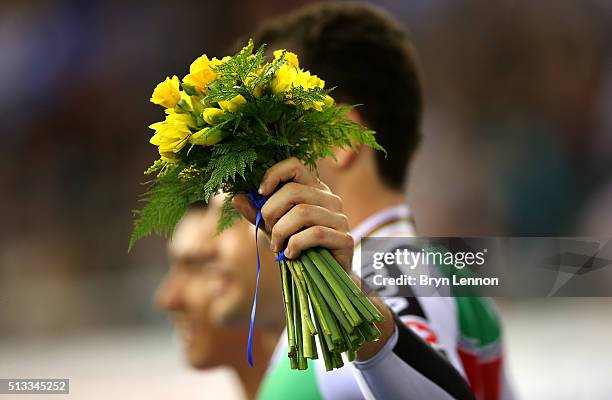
[280,261,296,356]
[306,250,362,327]
[281,248,386,370]
[292,278,307,370]
[287,261,316,335]
[319,248,385,321]
[300,254,353,335]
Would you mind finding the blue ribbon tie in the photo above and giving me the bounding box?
[246,190,288,366]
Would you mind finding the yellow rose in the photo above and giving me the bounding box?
[190,127,224,146]
[202,107,225,125]
[218,94,246,112]
[273,49,299,68]
[150,76,180,108]
[183,54,218,94]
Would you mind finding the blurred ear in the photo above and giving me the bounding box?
[344,107,363,125]
[332,145,358,169]
[333,107,364,169]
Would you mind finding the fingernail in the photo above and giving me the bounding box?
[258,185,264,194]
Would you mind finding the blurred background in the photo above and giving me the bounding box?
[1,0,611,399]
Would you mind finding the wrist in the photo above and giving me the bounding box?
[355,296,395,361]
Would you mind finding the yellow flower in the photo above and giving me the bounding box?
[177,91,193,111]
[294,70,325,90]
[218,94,246,112]
[202,107,225,125]
[190,95,206,115]
[271,64,298,94]
[252,83,264,98]
[165,109,197,129]
[190,127,224,146]
[271,64,326,96]
[245,70,264,98]
[150,76,180,108]
[273,49,299,68]
[210,56,231,68]
[183,54,218,94]
[159,150,180,163]
[306,72,325,89]
[304,94,334,111]
[148,111,196,156]
[149,124,190,154]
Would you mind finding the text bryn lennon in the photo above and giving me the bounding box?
[372,274,500,288]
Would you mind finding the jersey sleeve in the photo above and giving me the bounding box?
[352,240,476,400]
[352,313,475,400]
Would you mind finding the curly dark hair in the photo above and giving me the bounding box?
[251,2,423,190]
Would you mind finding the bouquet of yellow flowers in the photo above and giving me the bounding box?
[130,40,385,371]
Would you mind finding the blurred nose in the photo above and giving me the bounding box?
[155,272,185,312]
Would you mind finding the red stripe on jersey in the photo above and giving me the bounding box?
[458,348,502,400]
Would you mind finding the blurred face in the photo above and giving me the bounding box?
[155,197,282,367]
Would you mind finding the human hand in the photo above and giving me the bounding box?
[233,157,353,271]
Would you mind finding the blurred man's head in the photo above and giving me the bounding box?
[252,2,422,192]
[155,197,282,368]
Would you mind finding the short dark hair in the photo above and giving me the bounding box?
[251,2,422,190]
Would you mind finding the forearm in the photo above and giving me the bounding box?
[349,269,474,399]
[353,316,475,400]
[355,291,395,361]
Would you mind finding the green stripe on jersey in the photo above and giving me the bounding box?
[455,297,500,348]
[434,246,502,348]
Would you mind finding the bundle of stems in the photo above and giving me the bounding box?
[279,247,385,371]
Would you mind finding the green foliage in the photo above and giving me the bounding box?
[144,159,167,175]
[203,142,258,200]
[289,85,328,107]
[129,164,209,251]
[217,195,242,236]
[204,40,267,103]
[130,40,385,250]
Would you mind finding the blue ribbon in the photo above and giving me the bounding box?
[246,190,288,367]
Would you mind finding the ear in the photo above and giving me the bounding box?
[344,107,363,124]
[333,107,364,169]
[332,145,359,169]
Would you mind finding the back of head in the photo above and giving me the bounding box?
[252,2,423,190]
